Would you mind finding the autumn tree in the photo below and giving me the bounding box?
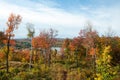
[5,13,22,73]
[61,38,71,55]
[26,23,35,69]
[70,23,99,74]
[61,38,72,68]
[80,23,98,57]
[82,24,99,72]
[102,36,120,65]
[95,46,119,80]
[32,28,58,66]
[69,37,84,67]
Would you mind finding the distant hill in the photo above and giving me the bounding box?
[15,38,64,49]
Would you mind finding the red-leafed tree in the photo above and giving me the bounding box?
[32,28,58,66]
[69,23,99,70]
[80,24,98,57]
[80,23,98,74]
[3,39,16,46]
[69,37,85,67]
[5,13,22,73]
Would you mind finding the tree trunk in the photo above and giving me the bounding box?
[29,49,32,69]
[48,49,51,67]
[29,37,33,70]
[86,48,88,57]
[93,48,96,74]
[43,49,47,67]
[76,54,78,67]
[6,36,10,73]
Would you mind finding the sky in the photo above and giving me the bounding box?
[0,0,120,38]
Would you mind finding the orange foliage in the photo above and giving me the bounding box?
[22,49,30,61]
[0,52,5,59]
[32,29,57,49]
[69,43,76,51]
[63,39,70,47]
[3,39,16,46]
[6,13,21,37]
[32,36,49,49]
[69,37,83,51]
[89,48,95,55]
[9,47,15,52]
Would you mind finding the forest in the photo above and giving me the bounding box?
[0,13,120,80]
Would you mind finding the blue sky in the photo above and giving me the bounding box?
[0,0,120,38]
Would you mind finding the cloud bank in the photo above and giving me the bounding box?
[0,0,120,38]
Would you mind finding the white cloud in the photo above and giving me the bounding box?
[84,5,120,36]
[0,0,120,38]
[0,0,88,38]
[0,0,87,27]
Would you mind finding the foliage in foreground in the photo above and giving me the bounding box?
[0,46,120,80]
